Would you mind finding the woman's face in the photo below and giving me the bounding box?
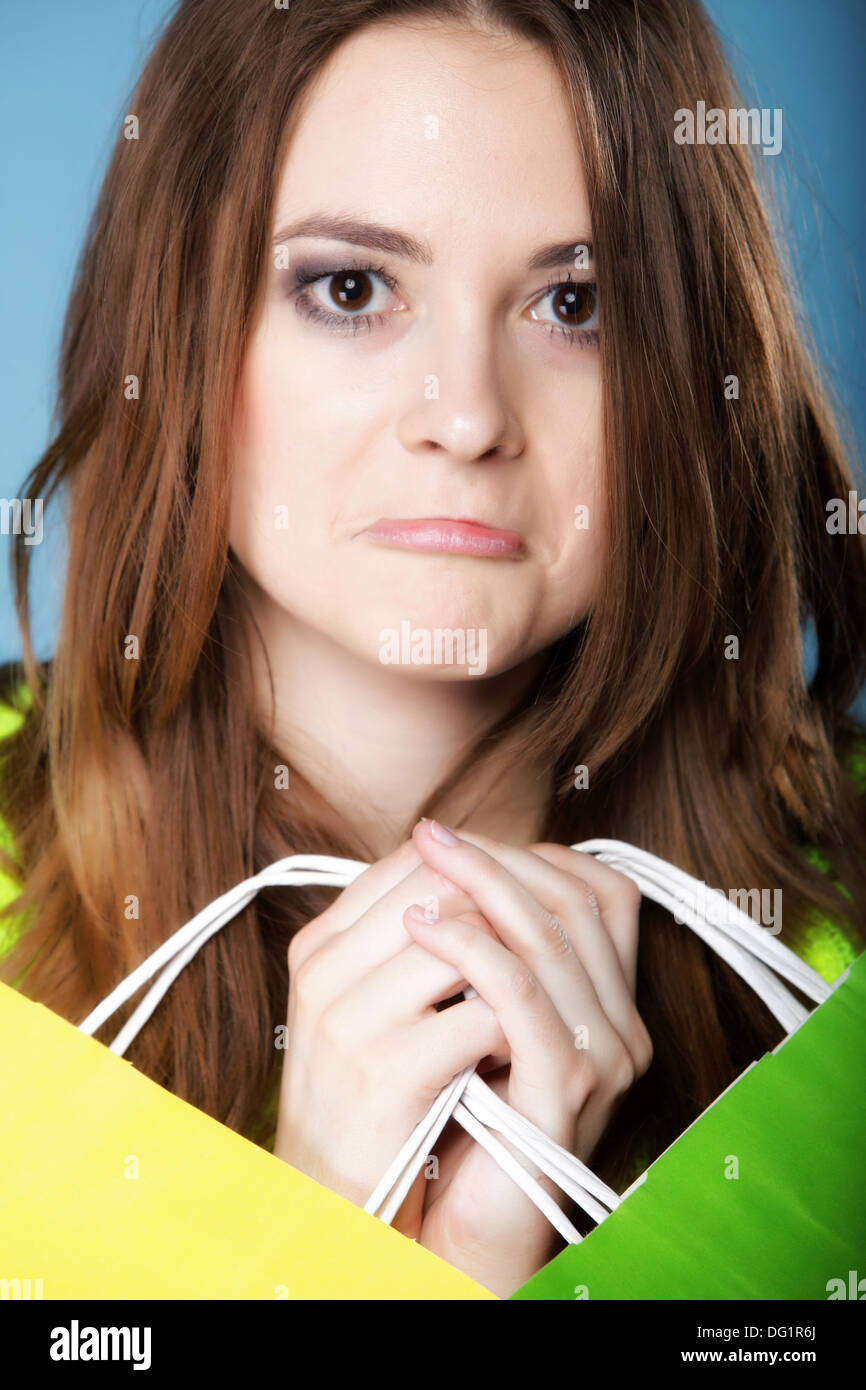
[230,19,604,682]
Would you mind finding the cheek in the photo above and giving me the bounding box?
[539,389,606,583]
[227,335,384,645]
[229,338,336,562]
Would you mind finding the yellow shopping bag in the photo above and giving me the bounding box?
[0,982,493,1300]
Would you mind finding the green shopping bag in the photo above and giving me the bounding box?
[511,950,866,1299]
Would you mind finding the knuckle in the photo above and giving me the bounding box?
[537,909,572,959]
[616,873,642,911]
[290,953,324,1014]
[287,914,331,973]
[475,1003,508,1058]
[574,876,602,918]
[508,961,537,1001]
[569,1053,599,1106]
[632,1019,654,1075]
[287,923,313,974]
[611,1044,636,1093]
[318,998,352,1049]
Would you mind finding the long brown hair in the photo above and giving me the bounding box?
[2,0,865,1193]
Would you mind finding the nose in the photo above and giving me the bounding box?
[396,325,525,466]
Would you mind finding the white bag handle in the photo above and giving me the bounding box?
[77,840,835,1247]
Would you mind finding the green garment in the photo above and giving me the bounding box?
[0,682,863,1172]
[0,682,32,947]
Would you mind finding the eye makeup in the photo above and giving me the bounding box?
[280,255,599,348]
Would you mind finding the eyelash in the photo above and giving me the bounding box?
[290,260,599,349]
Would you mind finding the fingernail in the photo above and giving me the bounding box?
[429,819,460,846]
[406,903,435,924]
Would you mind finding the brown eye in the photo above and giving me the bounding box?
[328,270,374,311]
[552,282,596,327]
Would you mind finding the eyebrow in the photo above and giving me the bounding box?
[270,215,593,272]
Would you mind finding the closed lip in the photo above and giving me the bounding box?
[360,516,524,557]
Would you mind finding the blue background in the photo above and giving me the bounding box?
[2,0,864,711]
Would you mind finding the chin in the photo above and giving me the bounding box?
[349,603,501,680]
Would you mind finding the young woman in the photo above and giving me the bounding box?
[1,0,864,1299]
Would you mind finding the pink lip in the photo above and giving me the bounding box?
[361,517,524,557]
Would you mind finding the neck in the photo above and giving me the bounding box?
[241,592,552,860]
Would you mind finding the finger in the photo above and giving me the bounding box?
[304,912,499,1035]
[525,841,643,993]
[540,849,651,1074]
[411,821,627,1064]
[289,858,488,1013]
[429,825,641,1046]
[305,987,507,1099]
[418,994,509,1089]
[288,838,423,970]
[404,909,585,1143]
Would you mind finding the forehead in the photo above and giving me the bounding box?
[271,20,591,268]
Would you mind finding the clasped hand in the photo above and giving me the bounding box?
[273,818,652,1298]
